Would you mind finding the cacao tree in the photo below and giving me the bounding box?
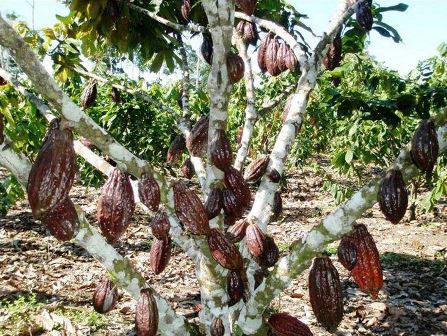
[0,0,446,335]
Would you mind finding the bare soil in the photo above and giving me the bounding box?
[0,163,446,336]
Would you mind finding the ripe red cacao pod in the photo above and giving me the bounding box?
[226,52,245,84]
[208,228,244,270]
[210,317,225,336]
[181,157,195,179]
[150,236,172,274]
[323,32,342,70]
[235,0,256,15]
[271,192,283,222]
[350,224,383,299]
[0,115,4,145]
[150,211,170,239]
[243,21,258,45]
[27,119,76,219]
[210,129,233,171]
[378,169,408,224]
[204,188,223,219]
[224,167,251,207]
[40,197,79,241]
[258,235,279,268]
[258,33,273,73]
[284,46,298,72]
[222,188,243,219]
[308,255,344,332]
[167,134,186,164]
[268,312,313,336]
[227,269,247,306]
[277,42,288,72]
[338,235,357,271]
[80,80,97,109]
[138,173,160,212]
[266,38,281,76]
[201,34,213,65]
[96,168,135,243]
[227,218,248,243]
[92,276,119,314]
[186,116,209,157]
[268,169,281,183]
[245,223,265,257]
[244,155,270,182]
[135,288,158,336]
[356,1,373,31]
[0,75,8,86]
[410,119,439,172]
[173,181,210,235]
[110,87,121,103]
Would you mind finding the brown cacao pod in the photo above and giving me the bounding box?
[350,224,383,299]
[271,192,283,222]
[138,173,160,212]
[245,222,265,257]
[378,169,408,224]
[244,155,270,182]
[323,32,342,70]
[266,38,281,76]
[80,80,98,109]
[222,188,243,218]
[205,188,223,219]
[243,21,258,45]
[210,317,225,336]
[110,87,121,103]
[40,196,79,241]
[150,211,170,239]
[135,288,158,336]
[227,218,248,243]
[210,129,233,171]
[92,276,119,314]
[224,166,251,207]
[277,42,288,72]
[235,0,256,15]
[167,134,186,164]
[0,76,8,86]
[236,20,245,36]
[356,1,373,31]
[208,228,243,270]
[308,255,343,332]
[258,33,273,73]
[411,119,439,172]
[268,169,281,183]
[181,0,191,22]
[201,34,213,65]
[226,52,245,85]
[186,116,209,157]
[338,235,357,271]
[268,312,313,336]
[150,236,172,274]
[0,115,4,145]
[173,181,210,235]
[96,168,135,243]
[258,235,279,268]
[284,46,298,72]
[181,157,195,179]
[27,119,76,219]
[227,269,247,306]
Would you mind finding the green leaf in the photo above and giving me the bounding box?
[345,149,354,164]
[377,3,408,13]
[373,26,391,38]
[373,21,402,43]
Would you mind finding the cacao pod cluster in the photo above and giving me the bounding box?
[27,118,79,241]
[323,31,342,70]
[92,276,119,314]
[356,0,373,31]
[268,312,313,336]
[80,80,98,109]
[236,20,258,45]
[411,119,439,172]
[258,33,298,76]
[135,288,159,336]
[167,134,186,164]
[378,169,408,224]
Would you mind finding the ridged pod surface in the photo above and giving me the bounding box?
[244,155,270,182]
[235,0,256,15]
[210,317,225,336]
[150,211,170,239]
[224,166,251,207]
[323,33,342,70]
[27,119,76,219]
[411,119,439,172]
[181,157,195,180]
[226,52,245,84]
[135,288,158,336]
[40,197,79,241]
[258,235,279,268]
[268,312,313,336]
[227,218,248,243]
[277,42,288,72]
[204,188,223,219]
[308,256,344,332]
[378,169,408,224]
[96,168,135,243]
[201,34,213,65]
[266,38,281,76]
[173,181,210,235]
[245,222,265,257]
[227,269,246,306]
[208,228,243,270]
[356,1,373,31]
[138,173,160,212]
[284,46,298,72]
[271,192,283,222]
[350,224,383,298]
[222,188,243,218]
[243,21,258,45]
[166,134,186,164]
[92,277,119,314]
[80,80,98,109]
[258,33,273,73]
[210,129,233,171]
[338,235,357,271]
[150,236,172,274]
[186,116,209,157]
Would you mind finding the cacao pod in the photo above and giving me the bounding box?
[167,134,186,164]
[40,196,79,241]
[110,87,121,103]
[227,269,246,306]
[210,317,225,336]
[201,34,213,65]
[244,155,270,182]
[96,168,135,243]
[80,80,98,109]
[243,21,258,45]
[27,119,76,219]
[135,288,158,336]
[210,129,233,171]
[277,42,288,72]
[338,235,357,271]
[308,255,343,332]
[224,166,251,207]
[0,115,4,145]
[410,119,439,172]
[222,188,243,219]
[271,192,283,222]
[208,228,244,270]
[227,218,248,243]
[266,38,281,76]
[258,33,273,73]
[138,173,160,212]
[268,312,313,336]
[150,236,172,274]
[235,0,256,15]
[323,32,342,70]
[150,211,170,239]
[258,235,279,268]
[224,214,236,227]
[236,20,245,37]
[180,0,190,22]
[226,52,245,84]
[284,46,298,72]
[378,169,408,224]
[350,224,383,299]
[204,188,223,219]
[181,157,195,179]
[92,276,119,314]
[245,222,265,257]
[0,76,8,86]
[186,116,209,157]
[173,181,210,235]
[356,1,373,31]
[268,169,281,183]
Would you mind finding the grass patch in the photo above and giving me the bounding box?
[54,306,109,330]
